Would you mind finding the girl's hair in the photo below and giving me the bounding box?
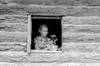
[38,24,48,31]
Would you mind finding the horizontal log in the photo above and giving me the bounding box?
[62,17,100,25]
[0,31,27,42]
[1,4,100,16]
[1,51,100,62]
[1,0,100,6]
[62,43,100,53]
[0,15,28,24]
[0,44,26,51]
[0,23,28,32]
[63,25,100,33]
[62,33,100,43]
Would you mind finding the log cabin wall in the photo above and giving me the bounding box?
[0,15,28,51]
[1,0,100,63]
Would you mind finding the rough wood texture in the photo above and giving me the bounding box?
[62,17,100,25]
[1,0,100,65]
[1,51,100,63]
[1,0,100,6]
[62,33,100,43]
[0,4,100,16]
[1,16,100,63]
[0,15,28,51]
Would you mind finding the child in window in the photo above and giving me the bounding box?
[34,24,58,51]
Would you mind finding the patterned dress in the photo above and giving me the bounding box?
[34,36,53,50]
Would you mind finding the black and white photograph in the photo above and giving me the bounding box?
[1,0,100,66]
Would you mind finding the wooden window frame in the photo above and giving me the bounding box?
[27,15,62,54]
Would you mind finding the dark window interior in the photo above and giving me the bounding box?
[31,16,62,50]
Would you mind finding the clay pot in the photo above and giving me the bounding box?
[51,45,58,51]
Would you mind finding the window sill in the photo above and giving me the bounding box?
[31,50,62,54]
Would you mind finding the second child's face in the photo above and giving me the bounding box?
[40,27,48,37]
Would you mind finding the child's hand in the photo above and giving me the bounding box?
[53,38,58,44]
[54,38,58,42]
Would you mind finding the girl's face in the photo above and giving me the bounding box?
[39,26,48,37]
